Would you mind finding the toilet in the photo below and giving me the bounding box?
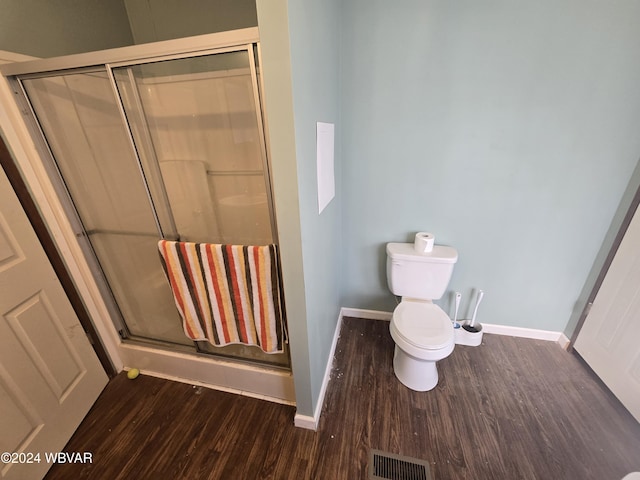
[386,242,458,391]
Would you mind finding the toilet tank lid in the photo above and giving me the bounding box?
[387,243,458,263]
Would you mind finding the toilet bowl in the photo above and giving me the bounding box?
[386,241,458,391]
[622,474,640,480]
[390,300,455,391]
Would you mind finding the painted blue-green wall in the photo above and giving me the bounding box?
[257,0,341,418]
[262,0,640,418]
[287,0,342,413]
[340,0,640,332]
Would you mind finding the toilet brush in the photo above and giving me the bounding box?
[452,292,461,329]
[463,290,484,333]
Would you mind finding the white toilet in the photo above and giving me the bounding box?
[386,242,458,391]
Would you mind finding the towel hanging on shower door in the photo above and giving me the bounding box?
[158,240,284,353]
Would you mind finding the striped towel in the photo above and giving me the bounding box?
[158,240,284,353]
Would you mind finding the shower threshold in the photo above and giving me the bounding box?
[118,337,295,405]
[122,335,291,370]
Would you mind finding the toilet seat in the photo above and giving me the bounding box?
[391,302,453,350]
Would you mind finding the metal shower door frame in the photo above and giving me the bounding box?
[4,29,285,360]
[105,42,279,244]
[10,68,131,338]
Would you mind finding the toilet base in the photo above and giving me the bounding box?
[393,345,439,391]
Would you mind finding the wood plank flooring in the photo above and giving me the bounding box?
[45,317,640,479]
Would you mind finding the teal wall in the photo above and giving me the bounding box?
[257,0,341,418]
[286,0,342,413]
[258,0,640,418]
[340,0,640,333]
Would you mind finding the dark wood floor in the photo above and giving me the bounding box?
[44,317,640,480]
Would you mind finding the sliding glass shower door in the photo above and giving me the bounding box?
[112,49,275,246]
[19,46,287,366]
[22,70,192,347]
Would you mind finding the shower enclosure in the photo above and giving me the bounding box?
[8,32,289,368]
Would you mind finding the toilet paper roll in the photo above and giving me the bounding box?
[414,232,435,253]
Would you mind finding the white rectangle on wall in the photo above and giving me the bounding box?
[316,122,335,214]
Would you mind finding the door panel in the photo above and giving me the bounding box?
[0,163,107,480]
[574,204,640,422]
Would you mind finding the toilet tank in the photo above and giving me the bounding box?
[386,243,458,300]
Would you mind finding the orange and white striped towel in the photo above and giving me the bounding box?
[158,240,284,353]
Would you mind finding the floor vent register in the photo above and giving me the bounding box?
[369,449,431,480]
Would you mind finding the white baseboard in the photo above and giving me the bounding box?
[342,307,569,348]
[293,413,317,430]
[557,333,571,350]
[341,307,392,321]
[481,323,565,344]
[294,309,344,431]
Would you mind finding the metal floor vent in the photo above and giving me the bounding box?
[369,449,431,480]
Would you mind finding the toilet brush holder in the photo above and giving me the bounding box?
[454,320,483,347]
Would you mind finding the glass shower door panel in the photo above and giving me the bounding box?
[22,72,192,346]
[89,234,189,344]
[113,51,273,245]
[209,174,272,245]
[23,74,153,233]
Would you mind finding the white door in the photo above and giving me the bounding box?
[0,163,108,480]
[574,203,640,422]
